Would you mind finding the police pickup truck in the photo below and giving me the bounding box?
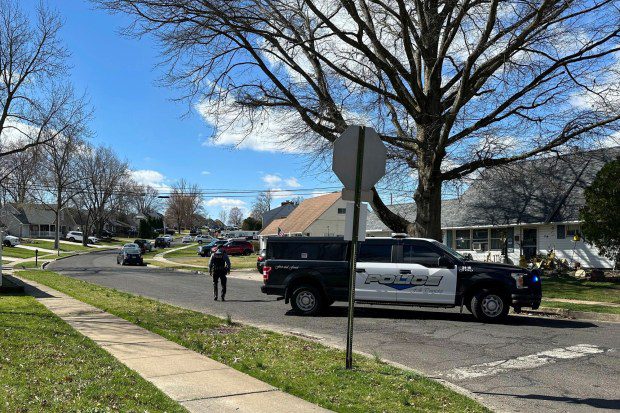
[260,236,542,322]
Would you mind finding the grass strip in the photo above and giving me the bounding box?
[18,270,487,413]
[542,276,620,304]
[0,292,186,412]
[2,247,37,259]
[541,300,620,315]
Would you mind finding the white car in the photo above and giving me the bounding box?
[66,231,98,244]
[2,235,20,247]
[181,235,193,243]
[194,234,213,244]
[163,234,174,242]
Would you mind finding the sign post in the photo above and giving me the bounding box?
[332,125,386,369]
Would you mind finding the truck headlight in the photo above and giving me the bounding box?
[511,273,526,289]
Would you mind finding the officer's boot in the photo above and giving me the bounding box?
[213,283,218,301]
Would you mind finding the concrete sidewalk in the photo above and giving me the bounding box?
[17,277,330,413]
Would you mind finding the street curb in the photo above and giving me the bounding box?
[523,307,620,323]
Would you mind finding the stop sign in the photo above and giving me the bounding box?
[332,125,387,191]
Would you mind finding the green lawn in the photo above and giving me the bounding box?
[541,300,620,315]
[162,243,199,258]
[17,270,487,413]
[542,276,620,304]
[0,293,186,412]
[2,247,37,259]
[22,240,95,252]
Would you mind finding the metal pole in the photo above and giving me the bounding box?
[0,231,3,287]
[346,126,365,370]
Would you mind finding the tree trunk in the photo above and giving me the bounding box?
[412,156,443,241]
[54,208,60,250]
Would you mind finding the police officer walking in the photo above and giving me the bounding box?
[209,246,231,301]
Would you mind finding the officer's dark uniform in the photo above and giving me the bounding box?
[209,248,231,301]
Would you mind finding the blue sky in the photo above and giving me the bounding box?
[21,0,343,218]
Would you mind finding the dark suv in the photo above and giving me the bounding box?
[154,237,170,248]
[260,236,542,322]
[214,240,254,256]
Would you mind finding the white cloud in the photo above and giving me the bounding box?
[204,197,247,208]
[201,170,211,176]
[130,169,170,191]
[262,174,282,186]
[284,177,301,188]
[268,188,296,200]
[196,98,311,153]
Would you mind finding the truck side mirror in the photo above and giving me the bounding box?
[438,256,455,269]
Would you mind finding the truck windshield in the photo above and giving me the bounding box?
[432,241,466,261]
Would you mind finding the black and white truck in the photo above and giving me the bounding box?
[260,236,542,322]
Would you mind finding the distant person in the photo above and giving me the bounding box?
[209,246,230,301]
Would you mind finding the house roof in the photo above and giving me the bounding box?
[260,217,286,235]
[262,202,297,227]
[259,192,341,235]
[367,147,620,230]
[4,203,75,225]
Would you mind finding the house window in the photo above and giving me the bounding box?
[566,224,581,237]
[455,229,471,250]
[445,230,454,249]
[472,229,489,252]
[491,228,507,250]
[337,208,346,214]
[557,225,566,239]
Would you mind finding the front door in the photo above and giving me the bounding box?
[397,240,458,304]
[522,228,538,260]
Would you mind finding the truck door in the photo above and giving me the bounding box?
[397,241,457,304]
[355,240,399,303]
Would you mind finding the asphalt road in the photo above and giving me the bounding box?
[48,250,620,413]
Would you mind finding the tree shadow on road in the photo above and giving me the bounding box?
[302,304,598,329]
[476,391,620,410]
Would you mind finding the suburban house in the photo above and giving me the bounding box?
[259,193,347,248]
[367,147,619,269]
[262,201,297,228]
[0,203,78,239]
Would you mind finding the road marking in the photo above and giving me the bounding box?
[447,344,606,380]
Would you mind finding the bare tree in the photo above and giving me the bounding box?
[34,133,84,249]
[218,209,228,227]
[99,0,620,239]
[0,0,88,157]
[0,141,41,203]
[74,145,130,245]
[165,179,202,233]
[228,206,244,227]
[251,191,273,219]
[129,183,161,215]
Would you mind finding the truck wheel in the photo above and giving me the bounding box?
[3,240,11,247]
[470,289,509,323]
[291,285,323,316]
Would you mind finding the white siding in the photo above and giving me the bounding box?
[538,224,614,268]
[306,200,349,236]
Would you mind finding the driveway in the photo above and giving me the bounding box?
[48,250,620,413]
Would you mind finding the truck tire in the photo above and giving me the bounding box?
[291,285,323,316]
[3,240,11,247]
[470,289,509,323]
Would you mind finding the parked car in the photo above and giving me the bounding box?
[134,239,152,253]
[116,243,144,266]
[163,234,174,242]
[194,234,213,244]
[2,235,20,247]
[66,231,98,244]
[181,235,193,243]
[154,237,170,248]
[214,240,254,256]
[256,249,266,273]
[199,239,227,257]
